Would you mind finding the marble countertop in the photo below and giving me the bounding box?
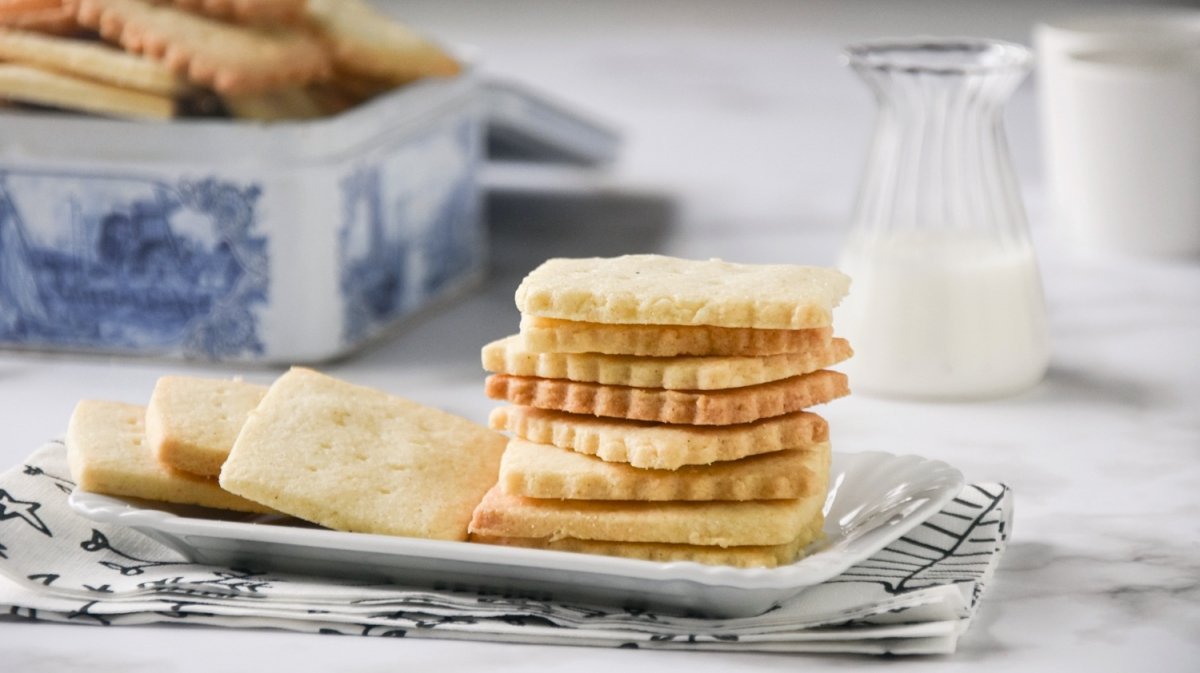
[2,1,1197,670]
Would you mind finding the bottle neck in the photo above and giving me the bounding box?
[849,67,1032,251]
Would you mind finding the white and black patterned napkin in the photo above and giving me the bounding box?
[0,441,1011,655]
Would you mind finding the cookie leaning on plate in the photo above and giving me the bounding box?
[144,375,267,478]
[66,399,273,513]
[219,367,506,541]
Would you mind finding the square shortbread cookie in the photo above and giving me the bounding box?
[66,399,273,513]
[469,484,827,547]
[514,255,851,329]
[145,375,267,477]
[219,368,506,541]
[485,369,850,426]
[489,406,829,470]
[500,437,830,501]
[470,518,824,568]
[519,316,834,357]
[483,334,852,390]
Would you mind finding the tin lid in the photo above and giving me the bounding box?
[483,77,620,166]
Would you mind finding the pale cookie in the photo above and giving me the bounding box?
[219,368,506,541]
[520,316,834,357]
[514,255,851,329]
[485,334,852,390]
[73,0,332,94]
[163,0,305,25]
[485,369,850,426]
[490,406,829,470]
[306,0,460,84]
[0,63,172,119]
[471,525,823,568]
[145,375,267,478]
[66,399,273,513]
[469,484,826,547]
[500,438,830,501]
[0,27,183,95]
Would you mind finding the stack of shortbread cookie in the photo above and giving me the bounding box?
[471,255,852,567]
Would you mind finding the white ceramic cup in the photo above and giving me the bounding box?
[1035,9,1200,257]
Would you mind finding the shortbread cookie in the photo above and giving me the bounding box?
[490,406,829,470]
[500,438,830,501]
[164,0,305,25]
[485,369,849,426]
[73,0,331,94]
[66,399,273,513]
[514,255,851,329]
[469,484,826,547]
[0,63,172,119]
[520,316,833,357]
[145,375,267,478]
[220,368,505,541]
[307,0,459,84]
[0,2,77,35]
[471,527,823,568]
[485,334,851,390]
[0,27,183,94]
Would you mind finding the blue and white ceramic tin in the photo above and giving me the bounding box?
[0,70,485,362]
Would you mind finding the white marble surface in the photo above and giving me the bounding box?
[2,0,1199,670]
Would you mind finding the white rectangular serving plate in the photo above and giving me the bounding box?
[69,451,963,618]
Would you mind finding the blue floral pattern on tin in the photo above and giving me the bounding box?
[339,115,481,344]
[0,171,267,359]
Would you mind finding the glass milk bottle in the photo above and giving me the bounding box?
[837,38,1049,400]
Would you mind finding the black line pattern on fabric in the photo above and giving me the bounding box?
[137,570,272,597]
[154,601,216,619]
[79,529,189,576]
[0,489,52,537]
[22,464,75,495]
[824,484,1007,595]
[9,606,39,621]
[361,625,408,637]
[67,601,111,626]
